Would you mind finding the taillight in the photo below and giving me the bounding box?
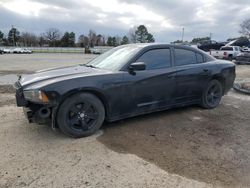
[223,52,227,56]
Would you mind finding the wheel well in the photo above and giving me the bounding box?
[211,76,225,94]
[54,89,109,127]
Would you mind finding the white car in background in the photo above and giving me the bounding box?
[23,48,32,54]
[91,48,102,54]
[13,48,24,53]
[210,46,241,60]
[3,48,12,53]
[13,48,32,54]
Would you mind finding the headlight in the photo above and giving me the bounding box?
[23,90,49,103]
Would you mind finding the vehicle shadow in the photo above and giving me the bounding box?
[98,102,250,187]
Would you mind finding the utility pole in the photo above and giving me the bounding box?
[181,27,185,43]
[209,32,212,43]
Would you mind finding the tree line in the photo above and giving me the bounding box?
[0,25,155,47]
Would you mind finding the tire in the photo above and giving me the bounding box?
[57,93,105,138]
[201,80,223,109]
[228,55,233,61]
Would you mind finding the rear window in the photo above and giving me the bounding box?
[234,47,240,51]
[221,47,233,51]
[175,49,196,66]
[196,53,204,63]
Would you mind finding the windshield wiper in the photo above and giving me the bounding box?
[81,64,98,68]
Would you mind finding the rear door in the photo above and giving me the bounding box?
[174,48,211,103]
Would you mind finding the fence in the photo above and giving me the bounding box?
[0,46,113,54]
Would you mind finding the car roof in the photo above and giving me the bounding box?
[122,43,199,50]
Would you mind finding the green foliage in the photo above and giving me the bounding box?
[107,36,113,46]
[61,32,75,47]
[191,37,210,43]
[107,36,118,46]
[0,31,4,45]
[0,31,3,40]
[113,37,118,46]
[171,40,183,43]
[121,35,129,45]
[146,33,155,43]
[8,27,20,46]
[135,25,155,43]
[227,36,249,47]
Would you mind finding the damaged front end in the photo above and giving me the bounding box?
[14,81,57,128]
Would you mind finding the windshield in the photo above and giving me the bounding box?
[85,45,142,71]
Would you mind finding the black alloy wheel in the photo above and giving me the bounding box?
[57,93,105,138]
[201,80,223,109]
[67,102,98,131]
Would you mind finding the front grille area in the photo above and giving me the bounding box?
[14,82,28,107]
[13,81,22,89]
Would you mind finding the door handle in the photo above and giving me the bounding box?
[167,75,174,79]
[201,69,209,76]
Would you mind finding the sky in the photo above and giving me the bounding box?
[0,0,249,42]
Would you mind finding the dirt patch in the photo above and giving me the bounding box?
[236,65,250,79]
[241,82,250,90]
[0,106,213,188]
[98,93,250,187]
[0,70,34,75]
[0,85,15,94]
[0,93,15,107]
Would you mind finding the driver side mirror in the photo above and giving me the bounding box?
[129,62,146,73]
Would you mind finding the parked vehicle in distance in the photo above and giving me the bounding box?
[91,48,102,54]
[13,48,24,53]
[23,48,32,54]
[198,40,225,52]
[3,48,11,53]
[14,44,236,138]
[235,52,250,64]
[241,47,250,52]
[13,48,32,54]
[0,49,4,54]
[210,46,241,60]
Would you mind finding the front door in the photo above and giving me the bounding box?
[122,48,177,115]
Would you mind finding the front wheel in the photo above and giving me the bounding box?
[201,80,223,109]
[57,93,105,138]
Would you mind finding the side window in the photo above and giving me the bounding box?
[196,53,204,63]
[175,49,197,66]
[221,47,233,51]
[136,49,171,70]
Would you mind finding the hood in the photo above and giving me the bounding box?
[19,65,109,87]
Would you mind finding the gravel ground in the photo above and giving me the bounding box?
[0,53,97,72]
[0,54,250,187]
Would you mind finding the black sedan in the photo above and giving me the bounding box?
[15,44,236,138]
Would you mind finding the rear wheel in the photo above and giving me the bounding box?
[228,55,233,61]
[57,93,105,138]
[201,80,223,109]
